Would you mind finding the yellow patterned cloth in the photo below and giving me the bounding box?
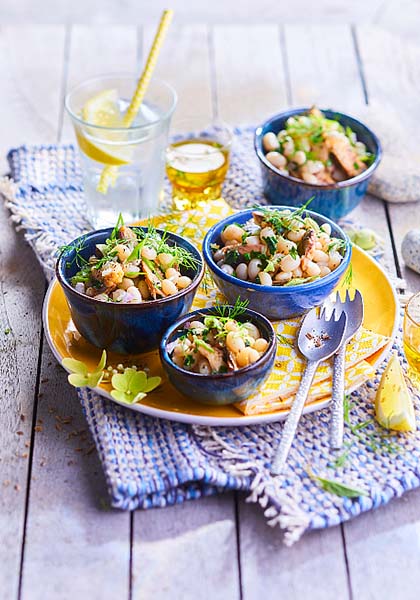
[150,199,390,416]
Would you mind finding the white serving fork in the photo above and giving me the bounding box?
[321,290,364,449]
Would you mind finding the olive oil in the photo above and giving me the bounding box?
[166,139,230,210]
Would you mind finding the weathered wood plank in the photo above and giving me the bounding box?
[143,24,213,128]
[356,25,420,293]
[132,495,240,600]
[19,25,135,599]
[132,24,240,600]
[284,24,364,111]
[0,25,64,600]
[212,25,287,124]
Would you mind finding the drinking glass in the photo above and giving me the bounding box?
[65,74,177,227]
[403,291,420,388]
[166,117,233,210]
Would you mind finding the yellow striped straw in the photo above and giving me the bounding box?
[97,9,174,194]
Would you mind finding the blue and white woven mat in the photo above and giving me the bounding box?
[2,130,420,545]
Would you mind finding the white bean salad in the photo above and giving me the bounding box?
[212,205,346,286]
[262,106,375,185]
[67,219,197,303]
[168,302,269,373]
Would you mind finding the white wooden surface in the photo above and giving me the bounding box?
[0,21,419,600]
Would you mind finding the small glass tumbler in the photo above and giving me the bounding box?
[166,118,233,211]
[403,291,420,388]
[65,74,177,227]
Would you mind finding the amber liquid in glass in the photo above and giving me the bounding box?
[166,139,229,210]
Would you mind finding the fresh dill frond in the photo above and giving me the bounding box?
[213,297,249,321]
[59,236,88,270]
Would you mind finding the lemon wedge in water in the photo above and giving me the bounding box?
[375,352,416,432]
[78,89,132,166]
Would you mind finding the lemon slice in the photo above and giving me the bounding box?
[375,352,416,432]
[78,89,132,166]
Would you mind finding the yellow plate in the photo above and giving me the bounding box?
[43,246,399,426]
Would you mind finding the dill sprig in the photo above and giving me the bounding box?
[59,236,88,270]
[213,297,249,321]
[256,198,314,234]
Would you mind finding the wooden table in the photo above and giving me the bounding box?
[1,23,420,600]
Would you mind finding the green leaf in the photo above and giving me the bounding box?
[68,373,88,387]
[142,376,162,393]
[110,389,130,403]
[314,475,368,498]
[96,350,107,373]
[62,358,88,375]
[129,371,148,395]
[87,371,104,388]
[111,373,130,392]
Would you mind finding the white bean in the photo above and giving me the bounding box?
[123,264,140,276]
[120,277,134,291]
[157,252,173,269]
[282,139,295,157]
[328,251,342,270]
[248,258,262,281]
[276,237,297,254]
[258,271,273,286]
[304,160,324,174]
[190,320,206,330]
[236,348,250,368]
[287,229,305,242]
[262,132,280,152]
[244,235,260,247]
[115,243,131,262]
[247,348,261,364]
[226,332,246,354]
[75,282,85,294]
[319,265,331,277]
[127,286,142,302]
[213,249,224,262]
[225,319,240,332]
[301,173,319,185]
[292,267,303,278]
[312,249,329,263]
[260,226,276,240]
[161,279,178,296]
[177,276,192,289]
[320,223,332,236]
[253,338,268,353]
[305,260,321,277]
[141,246,157,260]
[95,293,109,302]
[165,267,180,282]
[280,254,301,273]
[266,152,287,170]
[274,271,292,284]
[293,150,306,166]
[221,264,234,276]
[242,322,260,340]
[221,223,245,243]
[235,263,248,280]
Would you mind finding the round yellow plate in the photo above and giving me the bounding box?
[43,246,399,426]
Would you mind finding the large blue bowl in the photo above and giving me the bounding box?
[203,206,352,320]
[254,108,382,220]
[160,307,277,405]
[56,227,204,354]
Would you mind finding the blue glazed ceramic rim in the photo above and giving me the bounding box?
[254,107,382,190]
[56,226,205,309]
[159,306,277,380]
[203,205,352,294]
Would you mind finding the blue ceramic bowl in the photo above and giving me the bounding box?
[56,227,204,354]
[254,108,382,220]
[203,206,352,320]
[160,307,277,405]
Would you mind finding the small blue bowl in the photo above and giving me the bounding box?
[56,227,204,354]
[254,108,382,220]
[203,206,352,320]
[160,307,277,405]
